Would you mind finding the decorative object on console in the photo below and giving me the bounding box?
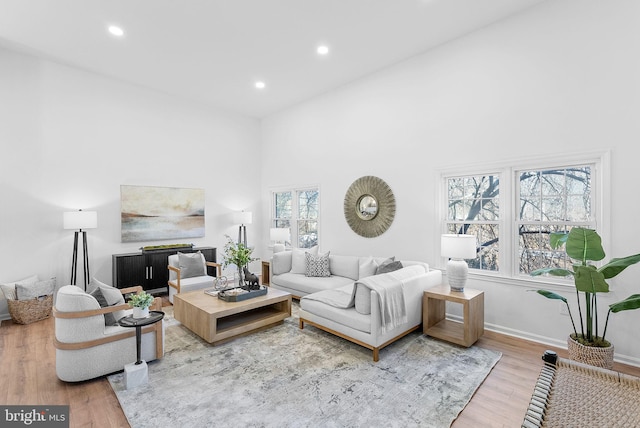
[64,209,97,290]
[343,176,396,238]
[128,291,155,319]
[234,210,252,247]
[141,243,193,251]
[441,234,476,292]
[270,227,290,253]
[120,185,204,242]
[222,235,257,287]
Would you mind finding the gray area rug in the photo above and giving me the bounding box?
[108,303,501,428]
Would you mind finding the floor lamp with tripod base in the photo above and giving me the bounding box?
[63,210,97,291]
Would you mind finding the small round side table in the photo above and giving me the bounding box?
[118,310,164,389]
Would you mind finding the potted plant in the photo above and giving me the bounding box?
[531,227,640,368]
[128,291,154,318]
[221,235,257,287]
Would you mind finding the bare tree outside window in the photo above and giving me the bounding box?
[445,164,593,276]
[446,175,500,272]
[518,166,592,275]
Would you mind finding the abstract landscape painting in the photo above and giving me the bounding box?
[121,185,205,242]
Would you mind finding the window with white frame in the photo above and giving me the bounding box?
[443,154,604,279]
[272,187,319,249]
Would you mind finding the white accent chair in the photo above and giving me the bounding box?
[167,253,222,303]
[53,285,164,382]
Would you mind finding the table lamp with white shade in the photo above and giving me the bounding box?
[270,228,290,253]
[441,234,476,292]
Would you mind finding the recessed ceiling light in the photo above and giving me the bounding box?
[255,81,266,89]
[317,45,329,55]
[108,25,125,37]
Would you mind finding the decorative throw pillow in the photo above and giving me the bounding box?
[376,257,403,275]
[358,257,379,279]
[15,278,56,300]
[90,287,118,326]
[291,246,318,274]
[91,278,127,322]
[328,255,359,281]
[271,251,292,275]
[0,275,38,300]
[178,252,206,278]
[305,251,331,277]
[354,284,371,315]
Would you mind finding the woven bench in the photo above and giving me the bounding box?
[523,351,640,427]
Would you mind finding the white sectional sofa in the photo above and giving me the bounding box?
[270,248,442,361]
[270,249,377,298]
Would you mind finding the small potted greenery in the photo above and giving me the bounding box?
[531,227,640,368]
[128,291,154,318]
[221,235,257,287]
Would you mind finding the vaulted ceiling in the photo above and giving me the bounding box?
[0,0,546,118]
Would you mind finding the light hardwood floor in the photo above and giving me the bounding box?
[2,312,639,428]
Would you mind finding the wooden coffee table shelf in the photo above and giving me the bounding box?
[173,287,291,344]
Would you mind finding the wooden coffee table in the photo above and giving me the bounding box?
[173,287,291,344]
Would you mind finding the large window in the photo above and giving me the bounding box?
[445,175,500,272]
[517,166,593,275]
[272,187,319,248]
[443,154,605,279]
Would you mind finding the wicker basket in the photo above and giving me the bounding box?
[7,295,53,325]
[567,336,614,370]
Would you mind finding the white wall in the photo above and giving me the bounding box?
[0,47,262,317]
[261,0,640,365]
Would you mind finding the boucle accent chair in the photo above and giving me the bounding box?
[167,252,222,303]
[53,284,164,382]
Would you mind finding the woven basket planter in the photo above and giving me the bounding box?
[7,295,53,325]
[567,336,614,370]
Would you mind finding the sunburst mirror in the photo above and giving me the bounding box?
[344,176,396,238]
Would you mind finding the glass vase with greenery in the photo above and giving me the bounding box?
[222,235,257,287]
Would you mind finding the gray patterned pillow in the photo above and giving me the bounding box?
[305,251,331,277]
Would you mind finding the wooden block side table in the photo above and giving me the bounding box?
[423,285,484,347]
[261,261,270,286]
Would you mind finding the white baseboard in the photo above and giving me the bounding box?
[446,314,640,368]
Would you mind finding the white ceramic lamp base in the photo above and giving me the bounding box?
[447,258,468,292]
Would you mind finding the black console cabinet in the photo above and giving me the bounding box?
[112,246,216,293]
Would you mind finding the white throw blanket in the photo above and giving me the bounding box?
[303,265,426,332]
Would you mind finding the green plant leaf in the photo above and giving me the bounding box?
[574,265,609,293]
[609,294,640,313]
[533,289,568,302]
[565,228,605,262]
[530,267,574,277]
[549,232,568,249]
[599,254,640,279]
